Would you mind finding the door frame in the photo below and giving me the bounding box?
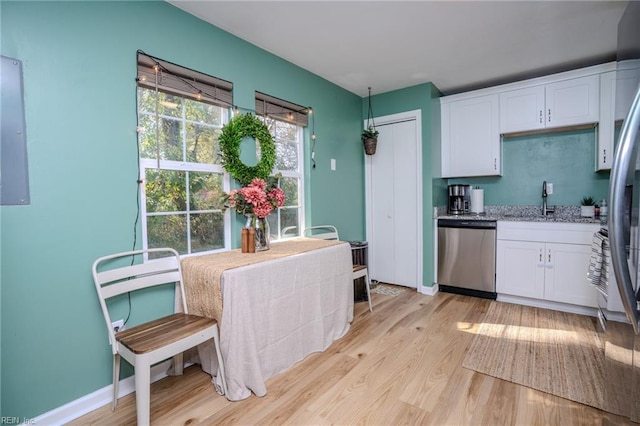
[364,109,423,290]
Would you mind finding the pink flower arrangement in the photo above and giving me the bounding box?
[225,177,285,218]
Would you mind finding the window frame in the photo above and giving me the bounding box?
[262,117,305,240]
[137,89,232,259]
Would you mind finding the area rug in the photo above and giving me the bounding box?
[462,301,608,412]
[371,283,406,296]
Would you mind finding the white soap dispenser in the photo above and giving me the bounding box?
[600,199,608,223]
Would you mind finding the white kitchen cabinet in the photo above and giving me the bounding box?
[499,75,600,134]
[499,85,545,133]
[496,239,545,299]
[615,60,640,121]
[441,94,500,178]
[496,221,599,308]
[598,71,616,171]
[606,269,626,313]
[544,243,596,307]
[546,75,600,128]
[597,65,640,171]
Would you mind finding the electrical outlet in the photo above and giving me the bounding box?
[112,319,125,333]
[547,183,553,195]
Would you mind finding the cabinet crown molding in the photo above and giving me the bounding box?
[441,62,616,104]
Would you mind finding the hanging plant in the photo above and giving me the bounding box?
[362,87,378,155]
[219,113,276,185]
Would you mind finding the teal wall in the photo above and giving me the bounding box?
[448,128,610,206]
[362,83,440,289]
[430,85,447,208]
[0,1,364,418]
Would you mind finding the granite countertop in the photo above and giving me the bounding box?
[436,205,605,225]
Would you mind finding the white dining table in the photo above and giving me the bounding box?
[181,238,354,401]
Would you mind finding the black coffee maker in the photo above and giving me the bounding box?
[447,184,471,215]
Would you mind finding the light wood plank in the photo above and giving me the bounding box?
[71,290,632,425]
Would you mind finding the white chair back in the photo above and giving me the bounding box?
[304,225,339,240]
[92,248,186,350]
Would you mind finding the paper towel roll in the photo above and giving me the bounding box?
[471,189,484,214]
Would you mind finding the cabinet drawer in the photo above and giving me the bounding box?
[497,221,600,245]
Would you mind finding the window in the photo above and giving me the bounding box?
[137,52,233,257]
[263,118,304,239]
[255,92,308,239]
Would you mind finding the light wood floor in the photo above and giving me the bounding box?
[72,290,633,425]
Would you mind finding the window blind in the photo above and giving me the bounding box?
[255,92,308,127]
[137,51,233,108]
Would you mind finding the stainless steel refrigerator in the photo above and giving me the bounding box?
[608,2,640,422]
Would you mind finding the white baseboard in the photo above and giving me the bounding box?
[420,283,439,296]
[33,360,173,425]
[496,294,598,317]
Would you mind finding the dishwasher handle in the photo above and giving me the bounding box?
[438,219,497,229]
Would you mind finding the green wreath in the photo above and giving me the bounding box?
[219,113,276,185]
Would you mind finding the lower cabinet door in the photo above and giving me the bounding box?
[544,242,598,307]
[496,240,545,299]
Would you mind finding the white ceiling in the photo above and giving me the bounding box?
[167,1,628,97]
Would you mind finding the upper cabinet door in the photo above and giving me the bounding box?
[441,94,500,178]
[598,71,616,171]
[499,85,545,134]
[545,75,600,128]
[615,64,640,121]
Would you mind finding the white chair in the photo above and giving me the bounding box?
[304,225,373,312]
[92,248,227,426]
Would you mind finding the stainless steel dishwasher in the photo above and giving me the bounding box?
[437,219,497,299]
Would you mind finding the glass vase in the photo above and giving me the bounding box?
[245,215,270,251]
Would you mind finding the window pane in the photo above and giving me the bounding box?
[275,140,298,170]
[268,207,299,238]
[139,114,183,161]
[145,169,186,213]
[138,88,184,118]
[189,172,225,211]
[267,214,278,240]
[264,119,298,171]
[280,207,299,229]
[185,98,223,125]
[274,121,297,142]
[147,214,188,256]
[186,124,222,164]
[190,212,225,253]
[281,207,299,236]
[281,177,299,206]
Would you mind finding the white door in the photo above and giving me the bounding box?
[365,110,421,288]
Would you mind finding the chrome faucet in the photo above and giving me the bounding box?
[542,181,555,216]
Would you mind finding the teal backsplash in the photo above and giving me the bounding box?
[448,127,610,206]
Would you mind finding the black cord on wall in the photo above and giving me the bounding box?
[121,66,146,328]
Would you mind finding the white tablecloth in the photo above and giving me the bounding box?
[193,240,354,400]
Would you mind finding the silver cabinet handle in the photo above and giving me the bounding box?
[537,248,544,267]
[548,108,551,123]
[610,82,640,334]
[539,110,543,124]
[603,148,607,164]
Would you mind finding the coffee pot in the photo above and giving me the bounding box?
[447,184,471,215]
